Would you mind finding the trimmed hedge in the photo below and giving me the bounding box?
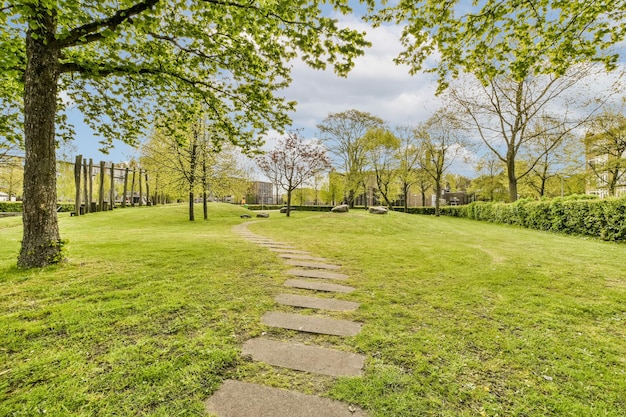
[451,196,626,242]
[0,202,21,212]
[0,202,74,213]
[392,206,466,217]
[246,204,335,212]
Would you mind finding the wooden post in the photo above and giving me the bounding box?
[73,155,82,216]
[109,163,115,210]
[145,171,150,206]
[122,167,129,208]
[99,161,105,212]
[82,158,89,213]
[88,159,94,213]
[130,168,136,206]
[138,168,144,207]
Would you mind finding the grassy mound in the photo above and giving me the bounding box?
[1,205,624,416]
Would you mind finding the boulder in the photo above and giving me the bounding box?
[331,204,349,213]
[280,206,294,214]
[256,213,270,218]
[240,214,252,218]
[368,206,388,215]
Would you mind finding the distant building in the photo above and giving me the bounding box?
[247,181,274,205]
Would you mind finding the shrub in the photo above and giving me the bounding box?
[417,197,626,242]
[0,202,21,212]
[0,202,75,213]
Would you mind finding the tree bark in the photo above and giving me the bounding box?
[188,142,197,221]
[18,14,63,268]
[144,171,150,206]
[402,183,409,213]
[202,159,208,220]
[507,156,517,202]
[286,189,292,217]
[434,184,441,216]
[138,169,143,207]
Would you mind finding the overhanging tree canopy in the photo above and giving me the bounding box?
[372,0,626,88]
[0,0,370,267]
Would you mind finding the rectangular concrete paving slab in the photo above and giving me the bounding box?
[286,268,348,281]
[275,293,359,311]
[284,260,341,270]
[205,380,369,417]
[242,337,364,377]
[268,248,310,255]
[262,311,361,336]
[256,242,293,247]
[284,279,355,293]
[278,253,328,262]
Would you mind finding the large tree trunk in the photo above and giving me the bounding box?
[402,183,409,213]
[348,189,355,208]
[507,157,518,202]
[189,191,195,221]
[286,188,292,217]
[19,16,63,268]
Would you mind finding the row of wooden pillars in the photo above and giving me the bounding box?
[73,155,151,217]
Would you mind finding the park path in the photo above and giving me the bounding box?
[205,222,369,417]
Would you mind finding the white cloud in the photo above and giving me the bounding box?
[281,17,445,134]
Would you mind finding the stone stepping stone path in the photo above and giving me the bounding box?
[275,293,360,311]
[284,279,356,293]
[268,248,311,255]
[242,337,364,377]
[286,268,349,281]
[284,259,341,270]
[206,223,369,416]
[277,253,328,262]
[205,380,369,417]
[261,311,362,336]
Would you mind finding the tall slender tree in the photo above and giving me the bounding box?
[0,1,370,267]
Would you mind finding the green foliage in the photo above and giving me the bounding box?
[392,205,465,217]
[1,1,371,150]
[317,110,386,206]
[247,204,334,212]
[0,202,93,213]
[457,196,626,241]
[0,202,22,212]
[372,0,626,88]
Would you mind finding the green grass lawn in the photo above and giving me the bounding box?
[1,204,625,416]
